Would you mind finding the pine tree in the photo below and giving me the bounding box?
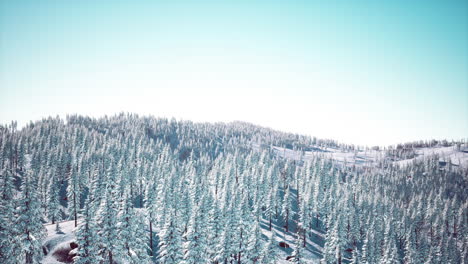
[96,163,120,263]
[246,219,263,263]
[144,171,158,258]
[381,235,399,264]
[260,231,277,264]
[159,210,183,264]
[67,166,81,227]
[350,248,359,264]
[404,227,420,264]
[182,205,208,264]
[281,185,291,233]
[117,190,150,263]
[207,196,224,262]
[75,195,101,264]
[16,155,46,263]
[264,182,275,231]
[0,166,20,263]
[47,169,61,225]
[292,232,306,264]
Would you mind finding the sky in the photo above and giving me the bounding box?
[1,0,467,146]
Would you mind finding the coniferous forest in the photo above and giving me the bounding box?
[0,114,467,264]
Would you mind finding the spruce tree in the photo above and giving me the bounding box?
[159,210,183,264]
[16,156,46,263]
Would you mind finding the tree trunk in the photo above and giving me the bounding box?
[73,192,78,227]
[430,220,433,241]
[303,230,306,247]
[238,229,243,264]
[453,215,457,238]
[25,252,33,264]
[74,192,77,227]
[26,231,33,264]
[149,220,153,256]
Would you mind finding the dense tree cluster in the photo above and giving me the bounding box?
[0,114,466,263]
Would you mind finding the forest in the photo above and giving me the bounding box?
[0,114,466,263]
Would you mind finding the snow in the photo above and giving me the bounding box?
[272,145,380,166]
[259,217,321,263]
[41,217,322,263]
[37,146,466,264]
[272,145,468,168]
[393,146,468,167]
[41,220,77,264]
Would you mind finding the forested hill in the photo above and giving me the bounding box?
[0,114,467,263]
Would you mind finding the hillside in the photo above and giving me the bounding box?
[0,114,467,264]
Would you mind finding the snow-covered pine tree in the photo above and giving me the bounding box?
[67,165,81,227]
[260,231,277,264]
[144,170,158,258]
[75,193,101,264]
[281,184,291,233]
[0,165,20,263]
[292,230,306,264]
[96,161,120,263]
[117,189,150,263]
[47,168,61,225]
[246,219,263,263]
[182,204,208,264]
[159,210,183,264]
[16,155,46,263]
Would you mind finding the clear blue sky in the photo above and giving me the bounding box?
[1,0,467,146]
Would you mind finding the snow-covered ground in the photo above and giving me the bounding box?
[42,220,78,264]
[272,145,382,166]
[41,218,321,263]
[393,146,468,167]
[39,144,466,264]
[259,217,321,264]
[272,145,468,168]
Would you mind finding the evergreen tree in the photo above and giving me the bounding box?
[47,168,61,225]
[67,166,81,227]
[260,231,277,264]
[183,205,208,264]
[75,195,101,264]
[96,163,120,263]
[281,185,291,233]
[159,210,183,264]
[16,156,46,263]
[0,166,20,263]
[246,219,263,263]
[117,190,150,263]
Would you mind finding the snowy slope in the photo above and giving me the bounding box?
[272,145,468,168]
[41,218,321,263]
[42,221,78,264]
[393,146,468,167]
[259,219,321,264]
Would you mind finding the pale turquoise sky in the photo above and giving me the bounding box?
[1,0,467,146]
